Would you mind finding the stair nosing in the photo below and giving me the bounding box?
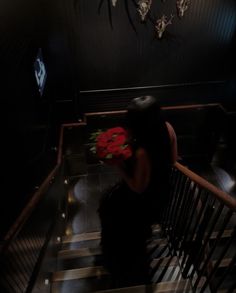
[52,266,108,282]
[58,247,102,259]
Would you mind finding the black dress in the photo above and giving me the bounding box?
[98,180,155,287]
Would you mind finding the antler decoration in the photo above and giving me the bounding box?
[137,0,152,21]
[176,0,190,18]
[111,0,118,7]
[155,15,174,39]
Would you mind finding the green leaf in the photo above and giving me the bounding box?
[106,153,113,159]
[121,144,128,150]
[89,146,97,154]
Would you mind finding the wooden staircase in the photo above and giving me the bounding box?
[49,161,236,293]
[51,226,206,292]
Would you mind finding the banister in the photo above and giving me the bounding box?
[175,162,236,211]
[1,122,86,251]
[2,166,59,246]
[84,103,226,117]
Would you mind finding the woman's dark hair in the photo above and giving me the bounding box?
[125,96,171,164]
[125,95,172,222]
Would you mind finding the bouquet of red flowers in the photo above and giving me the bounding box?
[90,127,132,165]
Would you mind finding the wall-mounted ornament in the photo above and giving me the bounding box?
[155,15,174,38]
[176,0,190,18]
[137,0,152,21]
[111,0,118,7]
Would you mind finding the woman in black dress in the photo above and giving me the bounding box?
[98,96,177,288]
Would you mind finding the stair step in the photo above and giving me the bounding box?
[94,278,206,293]
[147,238,167,249]
[212,257,233,268]
[54,255,178,282]
[151,256,179,269]
[210,229,233,240]
[53,266,108,282]
[62,225,161,245]
[51,275,112,293]
[58,247,102,259]
[58,239,167,261]
[63,232,101,244]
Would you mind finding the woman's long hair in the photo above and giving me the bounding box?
[125,96,172,169]
[125,96,172,221]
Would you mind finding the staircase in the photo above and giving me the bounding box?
[0,107,235,293]
[51,223,206,293]
[49,120,236,292]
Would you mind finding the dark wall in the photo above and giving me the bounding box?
[0,0,57,239]
[70,0,236,111]
[76,0,235,89]
[40,0,236,112]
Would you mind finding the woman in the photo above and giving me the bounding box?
[98,96,177,287]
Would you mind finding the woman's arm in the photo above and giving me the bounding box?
[117,148,151,194]
[166,122,178,164]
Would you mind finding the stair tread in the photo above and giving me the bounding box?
[63,232,101,244]
[62,225,161,244]
[53,266,108,282]
[53,255,181,282]
[58,247,102,259]
[58,238,167,260]
[151,256,179,269]
[93,278,206,293]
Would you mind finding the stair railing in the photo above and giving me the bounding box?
[0,123,85,293]
[162,162,236,292]
[0,166,61,293]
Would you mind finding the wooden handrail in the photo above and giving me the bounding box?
[2,122,87,249]
[84,103,226,118]
[175,162,236,211]
[3,166,59,244]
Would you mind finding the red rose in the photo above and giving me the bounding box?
[97,147,108,159]
[107,144,121,155]
[113,134,126,145]
[107,127,125,136]
[122,147,132,159]
[94,126,132,165]
[97,132,109,143]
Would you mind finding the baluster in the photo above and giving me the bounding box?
[199,227,236,292]
[193,209,234,290]
[189,201,224,278]
[0,263,23,293]
[212,248,236,292]
[178,182,199,258]
[181,190,209,276]
[161,167,177,227]
[169,177,191,247]
[168,172,185,237]
[12,240,32,278]
[163,169,181,232]
[19,234,36,272]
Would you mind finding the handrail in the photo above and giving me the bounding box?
[163,162,236,292]
[1,122,86,251]
[3,166,59,245]
[84,103,226,118]
[175,162,236,211]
